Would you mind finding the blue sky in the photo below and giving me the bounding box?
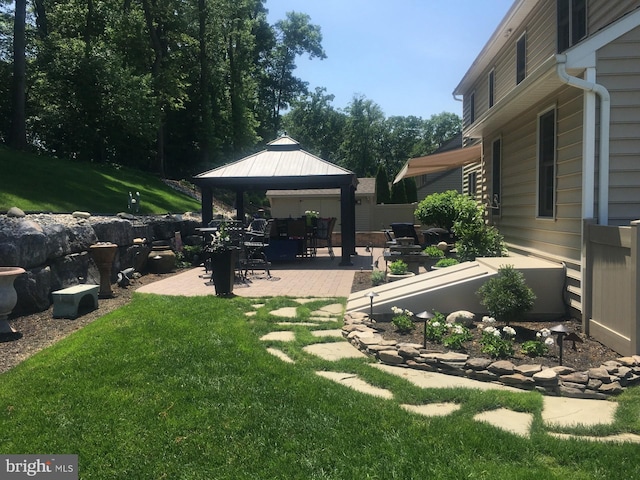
[265,0,514,119]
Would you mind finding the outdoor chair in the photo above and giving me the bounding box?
[390,222,420,245]
[240,220,272,278]
[316,217,337,259]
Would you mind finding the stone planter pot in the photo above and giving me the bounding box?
[386,272,415,283]
[147,245,176,274]
[90,243,118,299]
[0,267,26,333]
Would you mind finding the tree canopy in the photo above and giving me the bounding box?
[1,0,461,184]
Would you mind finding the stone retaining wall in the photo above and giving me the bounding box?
[0,211,203,315]
[343,311,640,399]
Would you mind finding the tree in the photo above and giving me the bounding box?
[258,11,326,139]
[281,87,345,161]
[403,177,418,203]
[390,180,407,204]
[375,165,390,204]
[8,0,26,149]
[339,95,385,176]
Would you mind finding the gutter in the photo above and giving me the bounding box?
[555,54,610,225]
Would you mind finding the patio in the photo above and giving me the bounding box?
[136,246,406,298]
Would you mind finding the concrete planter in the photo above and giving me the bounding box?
[386,272,415,282]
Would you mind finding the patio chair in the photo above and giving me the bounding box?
[390,222,420,245]
[316,217,336,259]
[240,220,272,278]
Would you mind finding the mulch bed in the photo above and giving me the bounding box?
[350,271,621,372]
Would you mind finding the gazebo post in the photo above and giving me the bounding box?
[202,187,213,227]
[235,189,245,224]
[339,184,355,266]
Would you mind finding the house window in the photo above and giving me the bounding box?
[557,0,587,52]
[538,109,556,217]
[516,33,526,84]
[467,171,477,198]
[488,69,495,108]
[469,92,476,124]
[492,138,501,215]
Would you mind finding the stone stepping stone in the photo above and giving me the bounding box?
[266,347,295,364]
[401,403,461,417]
[276,322,319,327]
[260,331,295,342]
[372,364,521,392]
[309,316,338,323]
[318,303,344,315]
[303,342,366,361]
[245,311,257,317]
[548,432,640,444]
[542,396,617,428]
[252,303,265,309]
[309,311,333,317]
[316,371,393,399]
[269,307,298,318]
[474,408,533,438]
[311,329,344,338]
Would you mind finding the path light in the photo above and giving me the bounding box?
[365,291,379,320]
[416,310,434,349]
[550,324,570,366]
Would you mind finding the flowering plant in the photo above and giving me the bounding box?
[391,306,414,333]
[480,324,516,358]
[305,210,320,218]
[443,323,473,350]
[208,222,239,253]
[425,312,448,342]
[521,328,555,357]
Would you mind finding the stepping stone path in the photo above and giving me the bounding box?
[254,299,640,442]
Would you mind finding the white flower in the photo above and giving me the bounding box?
[482,316,496,324]
[483,326,497,335]
[493,329,502,338]
[391,306,402,315]
[431,321,441,328]
[539,328,551,338]
[452,325,464,335]
[503,326,516,337]
[405,309,414,317]
[545,337,555,346]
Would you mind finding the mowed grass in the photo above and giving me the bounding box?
[0,146,201,214]
[1,294,640,479]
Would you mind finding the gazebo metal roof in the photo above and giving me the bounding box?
[193,135,357,265]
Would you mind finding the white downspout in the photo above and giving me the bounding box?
[556,54,610,225]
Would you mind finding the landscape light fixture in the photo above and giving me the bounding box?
[550,324,570,366]
[416,310,434,348]
[365,291,379,319]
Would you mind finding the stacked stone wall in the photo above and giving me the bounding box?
[0,211,202,315]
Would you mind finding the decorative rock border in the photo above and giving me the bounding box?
[343,312,640,399]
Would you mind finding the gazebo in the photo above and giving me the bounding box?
[193,135,358,266]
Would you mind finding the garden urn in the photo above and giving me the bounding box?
[0,267,26,333]
[90,243,118,298]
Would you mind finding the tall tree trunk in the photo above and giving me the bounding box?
[9,0,27,150]
[198,0,211,164]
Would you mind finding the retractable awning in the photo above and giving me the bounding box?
[393,143,482,183]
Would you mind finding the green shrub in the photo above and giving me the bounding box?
[476,265,536,325]
[434,258,459,268]
[388,260,408,275]
[414,190,478,231]
[176,245,203,267]
[480,326,516,358]
[371,270,386,286]
[424,311,448,342]
[454,220,507,262]
[443,323,473,350]
[391,306,415,333]
[422,245,445,258]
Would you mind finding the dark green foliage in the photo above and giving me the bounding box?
[389,179,407,204]
[414,190,478,230]
[375,165,391,204]
[476,265,536,324]
[403,177,417,203]
[371,270,386,286]
[434,257,460,268]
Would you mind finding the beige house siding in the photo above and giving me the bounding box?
[589,1,640,33]
[597,25,640,226]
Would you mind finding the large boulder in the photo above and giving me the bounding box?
[49,252,99,291]
[13,266,52,314]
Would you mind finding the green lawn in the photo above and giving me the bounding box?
[0,146,201,214]
[1,294,639,479]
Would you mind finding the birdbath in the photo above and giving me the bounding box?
[550,324,570,366]
[90,243,118,298]
[416,310,435,348]
[0,267,26,334]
